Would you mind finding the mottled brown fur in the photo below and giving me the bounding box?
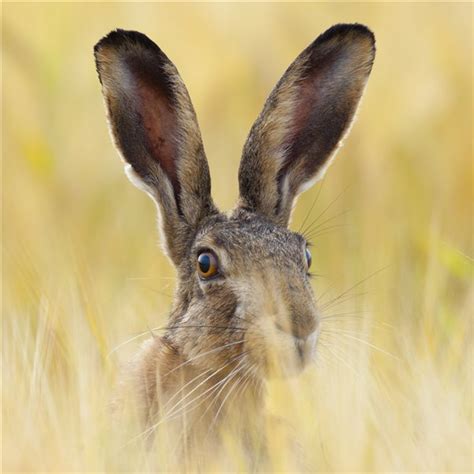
[95,24,375,461]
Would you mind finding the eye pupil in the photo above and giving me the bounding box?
[198,254,211,273]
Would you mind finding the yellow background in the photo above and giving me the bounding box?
[3,2,472,471]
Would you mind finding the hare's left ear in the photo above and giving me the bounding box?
[237,24,375,227]
[94,30,217,265]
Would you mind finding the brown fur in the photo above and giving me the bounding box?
[95,24,375,462]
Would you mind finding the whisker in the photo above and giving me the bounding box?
[321,327,371,337]
[321,310,367,319]
[162,353,247,422]
[301,186,349,237]
[317,340,361,376]
[161,367,214,412]
[135,353,248,443]
[304,223,348,241]
[297,179,325,234]
[321,317,396,333]
[107,332,153,357]
[125,276,154,281]
[198,360,249,431]
[140,285,173,299]
[312,346,332,369]
[234,363,257,400]
[107,325,247,357]
[303,209,349,237]
[175,359,253,450]
[164,339,247,377]
[165,324,247,332]
[208,365,247,433]
[320,331,399,360]
[320,292,368,311]
[318,266,389,311]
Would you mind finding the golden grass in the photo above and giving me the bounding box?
[3,2,472,472]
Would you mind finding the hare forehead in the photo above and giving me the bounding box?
[195,217,306,263]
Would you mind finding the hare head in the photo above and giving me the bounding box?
[95,25,375,383]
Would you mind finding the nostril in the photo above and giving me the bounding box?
[295,338,305,360]
[275,317,318,340]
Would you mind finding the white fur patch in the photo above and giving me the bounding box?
[124,164,156,199]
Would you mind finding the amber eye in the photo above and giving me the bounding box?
[305,247,312,270]
[197,251,219,279]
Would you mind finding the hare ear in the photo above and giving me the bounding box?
[237,24,375,227]
[94,30,217,264]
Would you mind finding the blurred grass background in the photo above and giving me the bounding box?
[2,2,472,472]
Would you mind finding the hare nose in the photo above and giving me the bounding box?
[275,315,318,340]
[292,316,317,340]
[290,308,318,340]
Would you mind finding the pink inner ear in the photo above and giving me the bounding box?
[278,69,329,185]
[136,79,179,188]
[280,49,354,186]
[290,73,323,140]
[122,53,181,201]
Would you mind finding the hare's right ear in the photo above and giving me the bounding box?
[237,24,375,227]
[94,30,216,265]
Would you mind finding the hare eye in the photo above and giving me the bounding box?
[197,251,219,279]
[305,247,312,270]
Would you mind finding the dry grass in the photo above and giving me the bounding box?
[3,2,472,472]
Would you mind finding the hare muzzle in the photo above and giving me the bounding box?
[228,257,320,378]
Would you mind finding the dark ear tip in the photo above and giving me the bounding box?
[93,29,168,84]
[93,29,159,57]
[320,23,375,41]
[315,23,376,54]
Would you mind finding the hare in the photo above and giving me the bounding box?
[95,23,375,464]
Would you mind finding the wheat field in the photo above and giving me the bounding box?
[2,2,472,472]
